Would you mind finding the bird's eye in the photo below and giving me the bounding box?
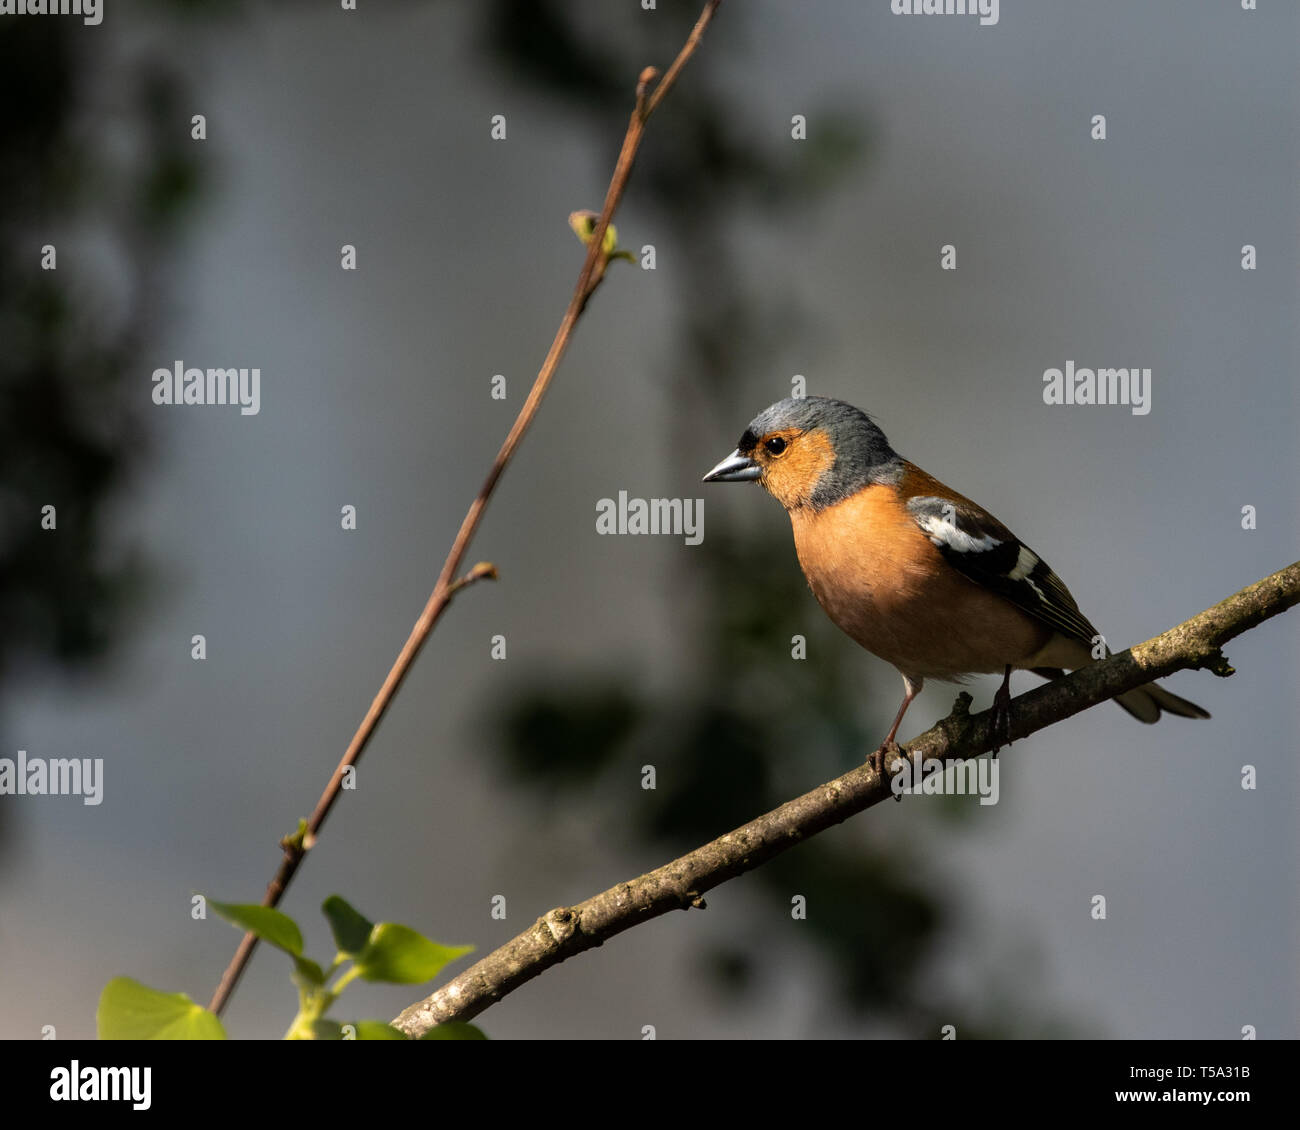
[764,436,787,456]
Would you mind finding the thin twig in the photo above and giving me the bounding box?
[392,560,1300,1036]
[446,561,499,598]
[208,0,725,1018]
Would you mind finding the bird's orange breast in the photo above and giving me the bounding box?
[788,483,1052,679]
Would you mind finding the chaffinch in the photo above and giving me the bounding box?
[703,396,1208,769]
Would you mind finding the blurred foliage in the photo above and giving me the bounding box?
[477,0,1074,1038]
[0,10,211,679]
[0,6,218,869]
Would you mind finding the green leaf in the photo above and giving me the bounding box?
[292,956,327,987]
[350,1020,410,1040]
[97,978,226,1040]
[209,899,303,956]
[567,210,619,255]
[280,818,312,854]
[354,924,472,985]
[322,895,374,956]
[306,1019,345,1041]
[420,1022,488,1041]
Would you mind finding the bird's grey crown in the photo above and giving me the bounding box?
[739,395,901,508]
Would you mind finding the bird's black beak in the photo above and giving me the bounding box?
[702,448,761,483]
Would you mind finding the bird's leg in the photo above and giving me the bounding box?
[872,675,922,781]
[990,664,1014,757]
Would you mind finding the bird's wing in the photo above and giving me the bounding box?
[905,493,1100,646]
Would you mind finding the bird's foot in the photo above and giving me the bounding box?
[870,740,906,800]
[869,740,898,775]
[990,685,1013,758]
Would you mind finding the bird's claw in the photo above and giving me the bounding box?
[869,740,897,775]
[870,740,907,800]
[990,688,1013,758]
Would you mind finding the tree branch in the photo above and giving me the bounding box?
[207,0,726,1017]
[392,560,1300,1036]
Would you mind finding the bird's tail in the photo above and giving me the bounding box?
[1113,682,1211,724]
[1031,666,1210,724]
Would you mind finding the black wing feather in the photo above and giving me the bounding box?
[905,495,1100,646]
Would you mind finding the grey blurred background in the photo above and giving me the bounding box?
[1,0,1296,1040]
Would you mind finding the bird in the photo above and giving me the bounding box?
[702,395,1208,772]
